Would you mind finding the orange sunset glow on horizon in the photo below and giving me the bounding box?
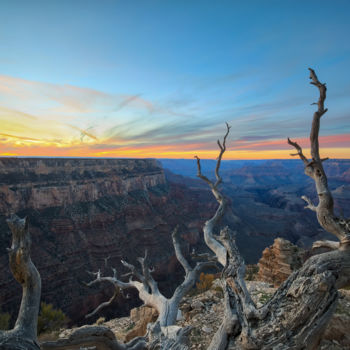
[1,2,349,161]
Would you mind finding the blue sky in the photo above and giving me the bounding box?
[0,0,349,158]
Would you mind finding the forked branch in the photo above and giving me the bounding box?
[288,68,350,245]
[194,123,231,267]
[207,70,350,350]
[85,226,217,327]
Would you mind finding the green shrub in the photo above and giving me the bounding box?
[245,264,259,281]
[0,310,10,330]
[37,302,68,335]
[258,292,272,305]
[95,316,105,325]
[125,321,135,332]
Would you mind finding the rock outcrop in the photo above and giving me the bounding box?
[125,306,158,341]
[0,158,216,325]
[257,238,305,287]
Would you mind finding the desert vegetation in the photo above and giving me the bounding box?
[0,69,349,350]
[37,302,68,336]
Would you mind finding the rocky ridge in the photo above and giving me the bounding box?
[53,280,350,349]
[44,236,350,349]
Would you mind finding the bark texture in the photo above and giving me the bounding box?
[147,322,191,350]
[199,70,350,350]
[0,215,41,350]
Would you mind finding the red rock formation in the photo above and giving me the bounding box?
[257,238,305,287]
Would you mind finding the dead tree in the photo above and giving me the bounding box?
[86,226,217,327]
[0,215,41,350]
[40,325,147,350]
[196,70,350,350]
[194,122,231,267]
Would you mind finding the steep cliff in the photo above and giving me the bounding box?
[163,159,350,250]
[0,158,216,325]
[0,158,164,213]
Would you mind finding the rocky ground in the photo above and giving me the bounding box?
[52,279,350,349]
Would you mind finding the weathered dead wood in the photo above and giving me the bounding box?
[85,226,217,327]
[0,215,41,350]
[312,240,340,251]
[146,322,192,350]
[40,325,147,350]
[199,70,350,350]
[194,122,231,267]
[217,230,350,350]
[288,68,350,247]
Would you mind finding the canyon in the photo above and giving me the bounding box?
[0,158,217,326]
[0,157,349,328]
[162,159,350,254]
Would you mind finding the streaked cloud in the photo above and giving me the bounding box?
[0,1,349,159]
[0,71,348,159]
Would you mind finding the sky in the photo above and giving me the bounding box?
[0,0,349,159]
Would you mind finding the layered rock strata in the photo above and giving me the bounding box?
[0,158,216,325]
[257,238,305,286]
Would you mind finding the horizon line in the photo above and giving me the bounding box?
[0,156,349,161]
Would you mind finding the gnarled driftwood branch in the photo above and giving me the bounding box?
[203,71,350,350]
[0,215,41,350]
[85,226,217,327]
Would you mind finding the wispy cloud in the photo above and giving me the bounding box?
[66,125,98,141]
[0,133,40,141]
[0,72,349,159]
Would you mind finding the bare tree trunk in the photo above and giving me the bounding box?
[215,228,349,349]
[0,215,41,350]
[197,70,350,350]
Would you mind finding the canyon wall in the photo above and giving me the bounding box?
[163,159,350,252]
[0,158,164,213]
[0,158,216,325]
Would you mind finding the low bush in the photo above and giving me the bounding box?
[37,302,68,335]
[196,273,215,293]
[245,264,259,281]
[0,310,10,330]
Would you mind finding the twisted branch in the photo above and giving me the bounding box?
[85,227,217,326]
[6,215,41,341]
[288,68,350,245]
[195,123,231,267]
[0,215,41,350]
